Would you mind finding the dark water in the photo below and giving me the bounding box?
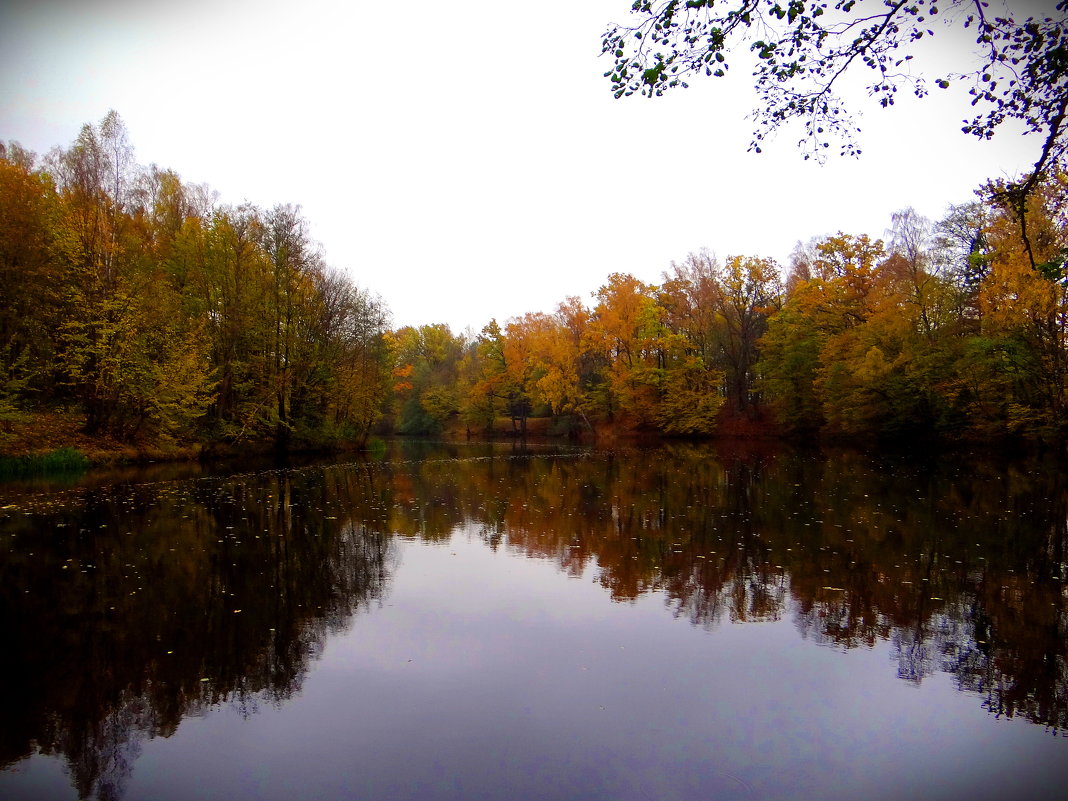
[1,441,1066,801]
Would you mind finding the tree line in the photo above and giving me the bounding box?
[2,111,1066,449]
[0,112,390,451]
[389,180,1068,443]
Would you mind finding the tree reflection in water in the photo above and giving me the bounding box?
[372,442,1068,732]
[1,441,1065,800]
[0,465,395,800]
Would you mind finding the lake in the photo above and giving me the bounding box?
[1,440,1066,801]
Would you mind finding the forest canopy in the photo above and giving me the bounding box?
[0,112,391,453]
[1,111,1067,454]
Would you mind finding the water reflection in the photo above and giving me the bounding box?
[367,442,1068,731]
[1,442,1066,800]
[0,466,395,800]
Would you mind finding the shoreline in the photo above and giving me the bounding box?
[1,409,1061,476]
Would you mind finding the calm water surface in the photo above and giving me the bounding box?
[1,441,1066,801]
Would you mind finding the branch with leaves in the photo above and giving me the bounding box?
[603,1,1068,212]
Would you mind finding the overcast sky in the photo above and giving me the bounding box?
[0,0,1043,333]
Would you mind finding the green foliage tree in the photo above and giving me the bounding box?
[758,288,827,433]
[464,319,531,434]
[387,324,466,435]
[199,204,273,440]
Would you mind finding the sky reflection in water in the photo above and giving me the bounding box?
[1,441,1066,801]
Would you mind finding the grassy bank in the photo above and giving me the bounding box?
[0,411,203,467]
[0,446,90,478]
[0,410,376,472]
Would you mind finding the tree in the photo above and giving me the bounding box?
[308,270,390,445]
[660,251,722,366]
[55,233,215,440]
[46,110,136,290]
[465,319,531,434]
[0,113,406,450]
[661,251,780,414]
[200,204,273,439]
[759,232,902,434]
[602,1,1068,230]
[585,273,664,426]
[503,312,557,430]
[536,301,586,420]
[711,254,781,411]
[888,207,958,340]
[386,323,465,434]
[976,172,1068,435]
[260,204,318,449]
[0,148,61,400]
[759,281,830,432]
[933,201,992,330]
[652,351,725,434]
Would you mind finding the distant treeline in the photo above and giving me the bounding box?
[2,111,1066,451]
[387,184,1068,444]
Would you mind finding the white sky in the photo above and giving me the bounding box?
[0,0,1043,334]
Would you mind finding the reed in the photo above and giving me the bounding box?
[0,447,90,477]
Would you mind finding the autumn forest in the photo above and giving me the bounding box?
[2,111,1067,459]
